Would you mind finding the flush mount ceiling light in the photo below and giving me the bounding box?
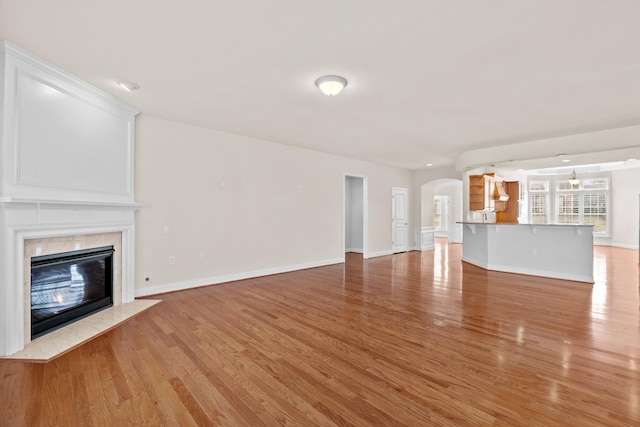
[315,75,347,96]
[117,80,139,92]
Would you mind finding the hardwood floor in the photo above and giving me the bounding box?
[2,239,639,426]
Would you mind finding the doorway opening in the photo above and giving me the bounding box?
[420,179,463,244]
[344,175,368,258]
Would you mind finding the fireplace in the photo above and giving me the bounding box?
[31,246,115,338]
[0,42,141,357]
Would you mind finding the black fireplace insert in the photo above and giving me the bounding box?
[31,246,114,339]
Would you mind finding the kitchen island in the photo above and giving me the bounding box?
[460,222,594,283]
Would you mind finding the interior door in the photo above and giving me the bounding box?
[392,187,409,253]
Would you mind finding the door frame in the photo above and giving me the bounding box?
[343,174,369,259]
[392,187,410,253]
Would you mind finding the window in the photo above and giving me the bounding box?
[434,196,448,231]
[528,180,549,224]
[583,193,607,233]
[557,193,579,224]
[525,175,610,235]
[556,178,609,235]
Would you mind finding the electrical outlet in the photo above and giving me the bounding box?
[199,253,205,262]
[164,225,170,234]
[531,248,537,256]
[169,256,176,265]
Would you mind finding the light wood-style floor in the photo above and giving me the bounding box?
[2,239,639,426]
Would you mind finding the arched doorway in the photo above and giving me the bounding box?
[420,179,463,244]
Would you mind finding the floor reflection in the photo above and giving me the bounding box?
[591,251,608,319]
[343,240,640,359]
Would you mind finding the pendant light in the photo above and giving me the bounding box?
[569,168,579,186]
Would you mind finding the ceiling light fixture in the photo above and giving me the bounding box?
[561,159,571,163]
[117,80,139,92]
[426,163,433,167]
[315,75,347,96]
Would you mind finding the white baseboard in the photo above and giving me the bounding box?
[596,243,639,250]
[345,248,364,253]
[366,250,393,259]
[461,257,593,283]
[412,244,435,251]
[135,257,344,297]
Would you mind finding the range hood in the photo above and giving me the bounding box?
[494,180,510,202]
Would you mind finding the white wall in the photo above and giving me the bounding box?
[345,176,363,253]
[134,116,413,295]
[604,167,640,249]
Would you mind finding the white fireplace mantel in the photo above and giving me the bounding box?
[1,201,139,355]
[0,41,140,356]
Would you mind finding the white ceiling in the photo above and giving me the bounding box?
[1,1,639,170]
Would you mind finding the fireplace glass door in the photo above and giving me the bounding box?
[31,246,114,338]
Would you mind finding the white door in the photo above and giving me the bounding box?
[392,187,409,253]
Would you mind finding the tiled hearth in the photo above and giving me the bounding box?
[3,299,159,362]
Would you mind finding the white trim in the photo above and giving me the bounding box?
[420,244,435,251]
[2,219,136,356]
[363,178,369,259]
[595,242,639,250]
[367,250,393,258]
[420,226,435,251]
[461,257,594,283]
[343,174,369,259]
[2,41,138,116]
[135,257,344,297]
